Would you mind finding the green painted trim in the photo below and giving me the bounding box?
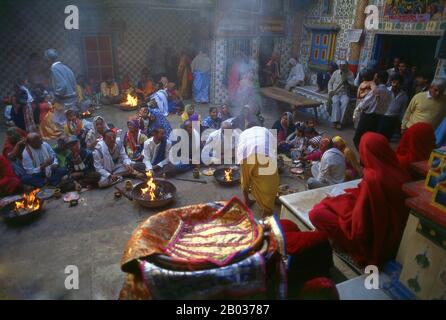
[307,63,329,72]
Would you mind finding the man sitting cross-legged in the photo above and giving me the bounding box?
[93,129,133,188]
[65,135,101,191]
[143,127,172,173]
[21,132,67,188]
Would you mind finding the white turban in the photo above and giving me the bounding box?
[288,58,297,66]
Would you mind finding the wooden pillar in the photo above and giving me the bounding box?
[349,0,369,75]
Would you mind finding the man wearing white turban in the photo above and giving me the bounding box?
[285,58,305,91]
[327,60,354,130]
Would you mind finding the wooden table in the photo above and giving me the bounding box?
[279,179,361,230]
[260,87,322,120]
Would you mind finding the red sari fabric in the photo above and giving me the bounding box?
[397,122,436,171]
[0,155,21,195]
[309,132,410,267]
[2,127,27,157]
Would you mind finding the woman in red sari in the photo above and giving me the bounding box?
[3,127,27,158]
[0,155,21,197]
[396,122,436,171]
[309,132,411,267]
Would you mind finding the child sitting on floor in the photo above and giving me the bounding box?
[64,110,91,148]
[302,136,322,162]
[181,104,201,122]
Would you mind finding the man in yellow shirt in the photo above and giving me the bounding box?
[402,78,446,133]
[100,76,122,105]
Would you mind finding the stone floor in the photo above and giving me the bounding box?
[0,98,358,300]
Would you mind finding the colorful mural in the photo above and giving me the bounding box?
[384,0,446,21]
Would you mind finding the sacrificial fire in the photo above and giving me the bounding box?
[125,93,138,107]
[141,171,157,201]
[224,168,233,182]
[14,189,41,214]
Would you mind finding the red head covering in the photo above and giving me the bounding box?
[396,122,436,170]
[311,132,410,267]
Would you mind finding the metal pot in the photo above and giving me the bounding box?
[1,197,44,225]
[131,180,177,209]
[214,167,241,187]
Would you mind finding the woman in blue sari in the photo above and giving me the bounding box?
[436,117,446,147]
[202,107,222,130]
[146,108,173,139]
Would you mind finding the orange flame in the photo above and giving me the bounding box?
[126,93,138,107]
[224,169,232,182]
[81,110,91,117]
[141,171,156,201]
[14,189,41,213]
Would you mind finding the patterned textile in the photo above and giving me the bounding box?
[120,199,287,300]
[140,253,266,300]
[164,198,260,266]
[121,197,260,269]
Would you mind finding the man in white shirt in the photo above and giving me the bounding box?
[328,60,355,129]
[143,127,172,172]
[285,58,305,91]
[353,71,392,150]
[387,57,401,78]
[44,48,78,108]
[308,138,346,190]
[22,132,67,187]
[201,122,238,165]
[378,73,408,140]
[93,130,133,188]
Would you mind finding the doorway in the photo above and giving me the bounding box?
[372,34,440,76]
[259,37,275,86]
[82,34,116,82]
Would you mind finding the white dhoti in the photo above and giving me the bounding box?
[330,94,350,124]
[98,164,130,188]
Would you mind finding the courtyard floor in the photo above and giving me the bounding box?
[0,99,358,299]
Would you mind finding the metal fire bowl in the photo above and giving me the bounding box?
[119,103,139,111]
[1,198,44,225]
[149,224,266,272]
[214,168,241,187]
[131,180,177,209]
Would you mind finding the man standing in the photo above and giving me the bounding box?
[285,58,305,91]
[398,61,415,97]
[237,126,279,217]
[93,130,133,188]
[328,60,354,130]
[401,78,446,133]
[307,138,345,190]
[379,73,409,140]
[263,52,281,87]
[191,50,212,103]
[44,48,78,128]
[353,71,392,150]
[22,132,67,187]
[387,57,401,77]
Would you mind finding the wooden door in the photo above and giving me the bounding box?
[83,34,115,82]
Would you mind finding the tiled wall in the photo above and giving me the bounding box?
[0,0,208,96]
[298,0,357,82]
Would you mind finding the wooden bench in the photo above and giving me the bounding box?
[260,87,322,121]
